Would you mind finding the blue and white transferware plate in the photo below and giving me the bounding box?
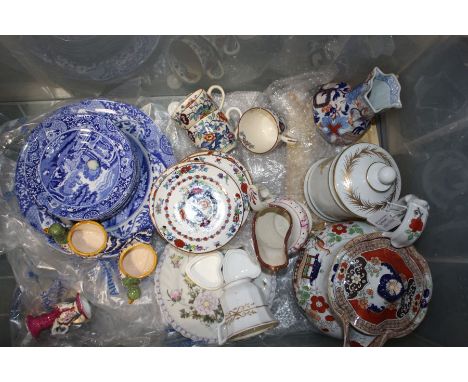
[15,99,176,258]
[23,112,137,221]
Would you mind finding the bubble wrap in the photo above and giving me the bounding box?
[1,69,349,346]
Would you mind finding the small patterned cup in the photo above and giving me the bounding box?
[187,108,238,152]
[168,85,225,129]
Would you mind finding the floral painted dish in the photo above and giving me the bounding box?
[150,162,244,253]
[328,233,425,346]
[293,221,376,345]
[15,99,175,257]
[182,151,253,225]
[154,245,276,344]
[21,112,137,221]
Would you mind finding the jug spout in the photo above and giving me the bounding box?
[361,67,402,115]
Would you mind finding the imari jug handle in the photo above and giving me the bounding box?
[382,195,429,248]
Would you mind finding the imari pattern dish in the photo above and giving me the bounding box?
[21,112,137,221]
[328,233,426,346]
[150,162,244,253]
[154,246,276,344]
[15,99,175,257]
[293,221,376,344]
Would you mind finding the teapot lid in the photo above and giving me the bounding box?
[328,233,425,336]
[333,143,401,220]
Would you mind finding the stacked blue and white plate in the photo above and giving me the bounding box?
[15,99,176,258]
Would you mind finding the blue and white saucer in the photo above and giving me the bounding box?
[15,99,176,258]
[22,112,137,221]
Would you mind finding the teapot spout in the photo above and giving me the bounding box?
[364,67,402,114]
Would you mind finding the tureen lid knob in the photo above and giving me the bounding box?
[367,163,397,192]
[378,166,397,185]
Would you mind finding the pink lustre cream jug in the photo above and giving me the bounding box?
[312,67,402,145]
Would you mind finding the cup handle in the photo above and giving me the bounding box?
[217,320,228,345]
[167,101,180,117]
[225,107,242,136]
[207,85,225,110]
[279,134,298,145]
[382,194,429,248]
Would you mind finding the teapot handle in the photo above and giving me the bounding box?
[382,195,429,248]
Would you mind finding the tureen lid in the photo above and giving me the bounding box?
[328,233,425,337]
[333,143,401,220]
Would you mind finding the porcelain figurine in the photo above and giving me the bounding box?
[304,143,429,247]
[313,67,402,145]
[218,249,278,345]
[26,293,92,338]
[119,242,158,303]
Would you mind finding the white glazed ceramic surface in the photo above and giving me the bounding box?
[237,108,296,154]
[155,246,276,344]
[218,279,278,345]
[222,248,261,284]
[305,158,347,222]
[253,205,291,271]
[270,197,312,254]
[293,221,376,340]
[186,251,224,290]
[333,143,401,221]
[150,161,244,253]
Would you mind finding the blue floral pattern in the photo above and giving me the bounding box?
[15,99,176,257]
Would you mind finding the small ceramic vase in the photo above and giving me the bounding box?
[169,85,225,129]
[26,293,92,338]
[218,249,278,345]
[67,221,108,257]
[119,242,158,303]
[230,107,297,154]
[313,66,402,145]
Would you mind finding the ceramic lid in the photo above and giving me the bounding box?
[24,112,137,220]
[333,143,401,220]
[328,233,425,337]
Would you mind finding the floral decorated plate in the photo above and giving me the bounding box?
[293,221,376,345]
[15,99,175,257]
[182,151,252,225]
[21,112,137,221]
[150,162,244,253]
[328,233,425,346]
[155,245,276,344]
